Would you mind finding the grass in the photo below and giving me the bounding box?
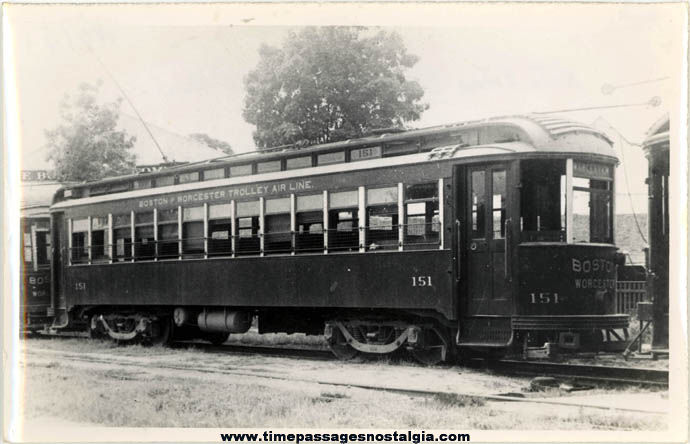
[21,354,667,430]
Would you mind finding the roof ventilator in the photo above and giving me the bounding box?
[428,144,463,160]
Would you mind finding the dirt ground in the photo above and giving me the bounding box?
[16,338,668,434]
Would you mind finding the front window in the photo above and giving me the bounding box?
[572,177,613,243]
[520,159,566,242]
[520,159,613,244]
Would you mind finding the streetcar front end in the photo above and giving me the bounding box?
[513,157,629,351]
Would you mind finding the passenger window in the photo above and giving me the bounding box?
[113,213,132,261]
[157,208,179,259]
[296,194,323,253]
[22,230,32,264]
[366,186,398,250]
[35,231,50,266]
[134,212,155,261]
[404,183,439,247]
[182,206,204,256]
[208,204,232,256]
[264,197,291,255]
[91,216,110,262]
[236,201,260,255]
[328,190,359,252]
[71,218,89,264]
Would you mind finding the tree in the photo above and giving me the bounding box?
[243,27,428,149]
[45,82,137,182]
[189,133,234,155]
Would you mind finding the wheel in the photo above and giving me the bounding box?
[327,325,360,361]
[204,332,230,346]
[409,327,451,366]
[88,315,107,340]
[147,317,173,346]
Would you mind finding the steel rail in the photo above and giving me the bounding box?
[24,347,667,416]
[24,335,669,388]
[491,359,668,387]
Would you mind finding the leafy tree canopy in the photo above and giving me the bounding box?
[243,27,428,149]
[189,133,234,155]
[45,82,136,182]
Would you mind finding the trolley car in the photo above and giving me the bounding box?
[642,114,669,351]
[21,181,63,333]
[48,115,629,363]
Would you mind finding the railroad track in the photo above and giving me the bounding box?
[178,341,669,388]
[490,359,668,387]
[23,346,668,415]
[26,334,669,388]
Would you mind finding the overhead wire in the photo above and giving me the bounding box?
[60,26,170,163]
[599,117,649,246]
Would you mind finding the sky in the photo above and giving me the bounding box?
[5,3,685,214]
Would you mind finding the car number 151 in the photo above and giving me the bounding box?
[411,276,432,287]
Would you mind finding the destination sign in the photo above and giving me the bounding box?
[138,179,314,209]
[22,170,56,182]
[573,161,613,180]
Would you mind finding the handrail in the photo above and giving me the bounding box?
[455,220,461,279]
[504,218,512,279]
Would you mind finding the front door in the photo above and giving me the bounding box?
[464,164,512,316]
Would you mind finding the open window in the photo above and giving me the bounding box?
[182,206,204,256]
[296,194,323,253]
[264,197,291,254]
[34,223,51,267]
[520,159,566,242]
[520,159,613,244]
[236,200,260,255]
[328,190,359,252]
[71,218,89,264]
[208,204,232,256]
[366,186,398,250]
[91,216,110,262]
[404,183,440,248]
[113,213,132,261]
[157,208,179,259]
[134,212,155,260]
[572,161,613,243]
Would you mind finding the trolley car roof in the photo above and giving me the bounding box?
[52,114,616,209]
